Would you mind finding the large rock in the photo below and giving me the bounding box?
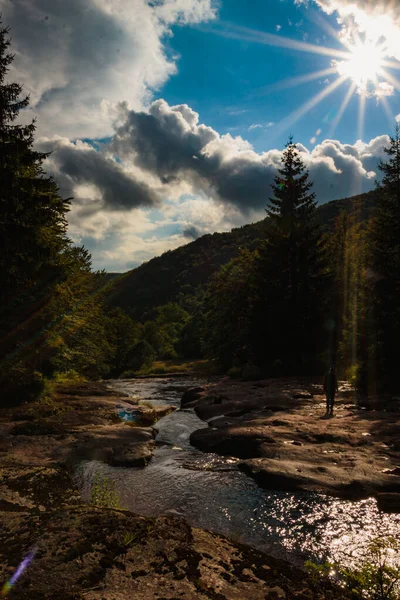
[109,441,156,467]
[0,505,350,599]
[180,386,206,408]
[190,428,277,459]
[377,493,400,513]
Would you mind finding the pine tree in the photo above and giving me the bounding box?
[0,24,71,338]
[253,137,326,374]
[368,125,400,392]
[0,23,114,399]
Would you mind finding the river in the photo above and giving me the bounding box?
[75,376,400,568]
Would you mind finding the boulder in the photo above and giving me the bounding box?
[190,428,277,459]
[377,493,400,513]
[0,505,348,599]
[109,441,155,467]
[180,386,206,408]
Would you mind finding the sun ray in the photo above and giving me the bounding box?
[252,66,337,97]
[208,22,350,60]
[307,8,354,52]
[329,82,357,138]
[381,60,400,71]
[379,68,400,94]
[358,93,366,142]
[275,75,348,137]
[380,96,395,127]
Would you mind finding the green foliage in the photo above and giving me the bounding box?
[203,248,258,369]
[107,308,141,377]
[251,138,327,374]
[323,211,369,376]
[122,531,137,547]
[306,537,400,600]
[0,25,113,403]
[89,473,121,509]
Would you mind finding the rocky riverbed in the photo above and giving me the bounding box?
[0,380,353,599]
[187,377,400,511]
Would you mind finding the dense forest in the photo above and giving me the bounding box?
[1,21,399,405]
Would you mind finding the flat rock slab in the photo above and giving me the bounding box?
[0,505,349,600]
[0,382,177,472]
[188,376,400,506]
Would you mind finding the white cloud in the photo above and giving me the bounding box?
[1,0,217,139]
[374,82,395,99]
[38,98,391,270]
[249,122,275,130]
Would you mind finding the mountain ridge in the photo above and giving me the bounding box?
[106,190,377,320]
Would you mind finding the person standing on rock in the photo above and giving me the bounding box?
[324,365,338,415]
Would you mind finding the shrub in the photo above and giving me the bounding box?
[306,537,400,600]
[89,473,121,509]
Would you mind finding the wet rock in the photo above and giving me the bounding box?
[190,428,277,459]
[238,459,312,492]
[377,493,400,513]
[180,386,206,409]
[109,441,156,467]
[381,467,400,476]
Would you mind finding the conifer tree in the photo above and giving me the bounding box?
[0,23,71,336]
[253,137,326,373]
[0,23,113,399]
[368,125,400,391]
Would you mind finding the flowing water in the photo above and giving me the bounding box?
[75,377,400,568]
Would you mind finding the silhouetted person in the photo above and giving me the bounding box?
[324,365,338,415]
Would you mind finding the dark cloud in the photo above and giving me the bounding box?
[38,138,159,210]
[40,101,389,218]
[110,99,386,211]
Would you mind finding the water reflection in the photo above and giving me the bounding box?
[76,377,400,568]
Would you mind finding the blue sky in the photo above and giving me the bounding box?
[4,0,400,271]
[160,0,395,149]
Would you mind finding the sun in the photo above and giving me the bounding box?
[335,40,385,92]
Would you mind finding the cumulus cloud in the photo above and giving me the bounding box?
[0,0,217,139]
[37,98,390,270]
[37,137,160,210]
[40,99,388,224]
[108,99,384,208]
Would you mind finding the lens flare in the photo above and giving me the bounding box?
[1,546,38,598]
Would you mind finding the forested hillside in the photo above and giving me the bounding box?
[107,189,377,321]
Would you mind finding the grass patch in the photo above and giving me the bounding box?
[122,359,221,378]
[89,473,121,509]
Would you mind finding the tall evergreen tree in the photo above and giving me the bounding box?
[368,125,400,392]
[0,24,71,339]
[253,137,326,373]
[0,23,113,399]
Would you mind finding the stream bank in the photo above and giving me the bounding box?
[187,376,400,509]
[77,377,400,570]
[0,377,399,599]
[0,379,344,600]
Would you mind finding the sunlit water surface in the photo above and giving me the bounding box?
[75,377,400,567]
